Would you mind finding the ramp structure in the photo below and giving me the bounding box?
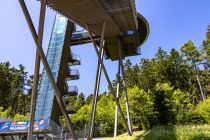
[17,0,149,140]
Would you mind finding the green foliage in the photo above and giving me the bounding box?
[0,107,13,119]
[153,83,176,125]
[202,25,210,70]
[95,94,115,136]
[171,89,192,124]
[75,92,85,110]
[69,104,91,130]
[128,86,154,130]
[0,107,29,121]
[13,113,29,121]
[181,40,202,64]
[0,62,31,117]
[194,97,210,123]
[85,94,93,105]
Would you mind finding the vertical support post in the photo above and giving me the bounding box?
[88,22,106,139]
[193,62,205,100]
[61,128,63,140]
[86,25,132,136]
[18,1,77,139]
[114,60,121,137]
[84,123,87,139]
[196,75,205,100]
[27,1,46,140]
[118,41,132,133]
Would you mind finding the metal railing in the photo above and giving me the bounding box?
[71,53,81,62]
[69,53,81,66]
[64,82,78,96]
[68,86,78,94]
[137,47,141,55]
[72,31,90,40]
[68,68,80,77]
[48,119,62,137]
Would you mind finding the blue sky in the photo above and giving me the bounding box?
[0,0,209,96]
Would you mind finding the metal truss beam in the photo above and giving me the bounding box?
[86,24,132,137]
[18,1,77,139]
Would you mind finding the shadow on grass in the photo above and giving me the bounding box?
[134,131,147,140]
[135,125,177,140]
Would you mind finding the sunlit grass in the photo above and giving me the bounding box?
[100,125,210,140]
[99,131,144,140]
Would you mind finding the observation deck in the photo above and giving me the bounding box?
[43,0,149,60]
[66,68,80,80]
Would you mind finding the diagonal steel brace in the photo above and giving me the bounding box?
[18,0,77,139]
[86,24,132,136]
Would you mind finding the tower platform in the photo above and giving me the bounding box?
[43,0,149,60]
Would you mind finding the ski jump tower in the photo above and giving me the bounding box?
[18,0,149,139]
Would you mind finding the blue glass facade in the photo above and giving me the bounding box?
[35,14,68,123]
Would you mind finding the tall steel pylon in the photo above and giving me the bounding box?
[114,41,132,137]
[86,25,132,139]
[87,22,106,139]
[114,59,121,137]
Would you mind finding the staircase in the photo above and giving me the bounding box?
[34,14,81,136]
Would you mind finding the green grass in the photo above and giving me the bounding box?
[100,131,144,140]
[143,125,210,140]
[101,125,210,140]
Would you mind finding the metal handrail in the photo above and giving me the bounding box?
[64,82,78,95]
[72,31,90,40]
[137,47,141,55]
[68,68,80,77]
[68,86,78,94]
[71,53,81,62]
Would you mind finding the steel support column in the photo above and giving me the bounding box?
[18,1,77,139]
[118,42,132,133]
[88,22,106,139]
[86,25,132,136]
[114,60,121,137]
[88,49,104,139]
[27,0,46,140]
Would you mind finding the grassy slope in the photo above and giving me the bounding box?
[99,131,144,140]
[101,125,210,140]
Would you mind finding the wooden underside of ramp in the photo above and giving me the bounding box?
[45,0,138,37]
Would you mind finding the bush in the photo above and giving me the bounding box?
[13,113,29,121]
[128,86,155,130]
[186,111,207,124]
[194,97,210,123]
